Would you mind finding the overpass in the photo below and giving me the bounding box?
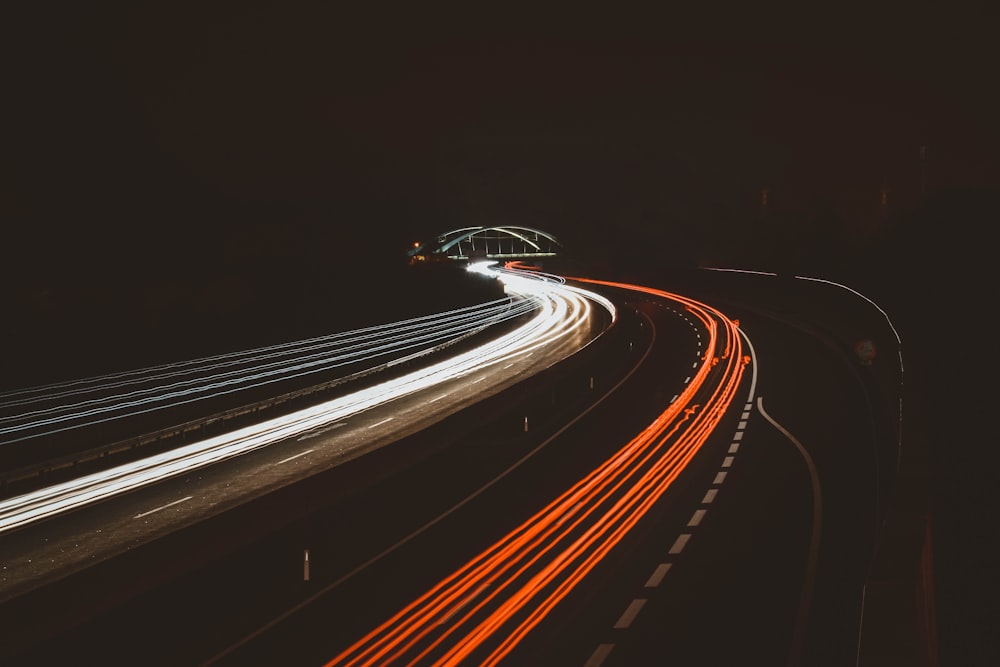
[408,225,563,263]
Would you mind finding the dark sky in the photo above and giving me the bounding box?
[5,7,999,662]
[3,1,998,281]
[3,6,999,659]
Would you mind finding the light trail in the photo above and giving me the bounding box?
[0,297,541,444]
[324,277,745,666]
[0,265,615,535]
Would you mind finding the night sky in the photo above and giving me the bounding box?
[4,1,998,282]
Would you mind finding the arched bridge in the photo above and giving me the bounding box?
[408,226,563,263]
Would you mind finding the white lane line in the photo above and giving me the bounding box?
[368,417,394,429]
[692,361,698,368]
[614,599,647,629]
[584,644,615,667]
[671,394,679,403]
[203,287,647,667]
[728,443,740,454]
[733,430,744,441]
[645,563,672,587]
[702,489,718,504]
[668,534,691,555]
[503,363,515,369]
[687,509,707,527]
[741,411,751,420]
[427,394,447,403]
[297,423,345,441]
[276,449,313,465]
[714,472,728,484]
[134,495,192,519]
[471,376,486,384]
[684,376,691,384]
[722,456,735,468]
[738,421,748,430]
[757,395,824,667]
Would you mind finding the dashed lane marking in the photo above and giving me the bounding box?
[668,534,691,555]
[645,563,672,587]
[584,644,615,667]
[614,599,647,629]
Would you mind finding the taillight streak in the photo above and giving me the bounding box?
[326,280,745,666]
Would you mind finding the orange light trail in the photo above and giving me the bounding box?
[325,279,745,666]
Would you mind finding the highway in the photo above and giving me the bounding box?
[0,272,610,537]
[0,266,613,646]
[0,265,901,666]
[0,291,545,471]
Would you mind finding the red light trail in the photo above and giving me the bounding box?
[326,278,746,666]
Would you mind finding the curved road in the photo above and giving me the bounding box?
[0,268,898,667]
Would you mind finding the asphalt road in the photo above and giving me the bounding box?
[0,271,901,666]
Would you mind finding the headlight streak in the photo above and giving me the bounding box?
[0,271,616,535]
[0,299,521,405]
[0,298,542,444]
[324,278,744,667]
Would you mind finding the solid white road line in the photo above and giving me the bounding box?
[276,449,313,465]
[134,495,192,519]
[756,395,823,667]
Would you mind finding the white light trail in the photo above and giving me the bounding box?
[0,266,615,535]
[1,297,542,444]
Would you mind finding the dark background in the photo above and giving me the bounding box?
[4,2,998,282]
[2,1,998,663]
